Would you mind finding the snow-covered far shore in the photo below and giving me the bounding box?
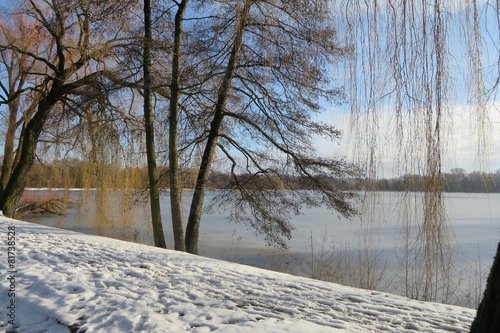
[0,218,475,333]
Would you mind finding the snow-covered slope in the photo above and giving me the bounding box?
[0,218,475,332]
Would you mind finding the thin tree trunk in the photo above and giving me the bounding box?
[168,0,188,251]
[470,242,500,333]
[0,98,19,193]
[185,0,252,254]
[1,66,31,199]
[143,0,166,248]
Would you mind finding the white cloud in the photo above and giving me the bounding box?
[314,101,500,177]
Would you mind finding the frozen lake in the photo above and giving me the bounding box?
[20,189,500,307]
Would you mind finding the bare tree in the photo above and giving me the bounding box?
[144,0,167,248]
[0,15,45,198]
[338,0,500,306]
[469,0,500,328]
[158,0,359,254]
[0,0,138,216]
[167,0,188,251]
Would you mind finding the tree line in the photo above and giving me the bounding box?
[369,168,500,193]
[20,158,354,191]
[22,159,500,194]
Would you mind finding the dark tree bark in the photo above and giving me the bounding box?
[143,0,167,248]
[470,243,500,333]
[168,0,188,251]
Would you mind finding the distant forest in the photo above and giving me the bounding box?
[369,168,500,193]
[23,160,500,193]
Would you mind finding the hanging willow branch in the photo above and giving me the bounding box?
[338,0,496,303]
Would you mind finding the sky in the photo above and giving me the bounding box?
[0,0,498,178]
[315,101,500,178]
[314,0,500,178]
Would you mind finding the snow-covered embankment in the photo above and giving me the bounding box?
[0,218,475,332]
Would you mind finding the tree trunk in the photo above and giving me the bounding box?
[168,0,188,251]
[470,242,500,333]
[0,95,53,216]
[185,112,223,254]
[185,0,252,254]
[143,0,167,249]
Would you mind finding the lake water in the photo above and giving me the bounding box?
[20,189,500,307]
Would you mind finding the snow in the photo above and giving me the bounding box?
[1,217,475,332]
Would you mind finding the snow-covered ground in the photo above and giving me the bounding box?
[0,217,475,332]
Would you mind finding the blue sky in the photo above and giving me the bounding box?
[319,0,500,177]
